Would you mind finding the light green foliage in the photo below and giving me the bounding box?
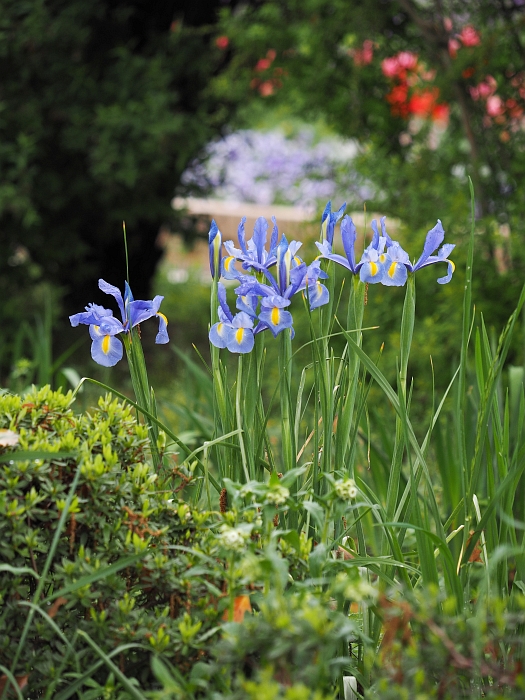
[0,385,227,696]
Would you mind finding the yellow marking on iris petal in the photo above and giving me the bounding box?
[217,322,224,335]
[225,256,234,269]
[449,260,456,272]
[316,281,322,295]
[294,256,302,265]
[370,261,378,277]
[157,312,168,325]
[388,262,397,278]
[235,328,244,344]
[94,325,100,334]
[379,254,387,263]
[271,307,280,326]
[102,335,111,355]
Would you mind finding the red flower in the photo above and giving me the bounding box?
[351,39,374,67]
[432,104,450,124]
[448,38,461,59]
[382,56,400,78]
[397,51,418,71]
[408,88,439,117]
[215,35,229,50]
[386,83,409,105]
[259,80,275,97]
[486,95,504,117]
[458,25,481,47]
[255,58,272,72]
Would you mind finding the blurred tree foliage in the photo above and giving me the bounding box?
[214,0,525,376]
[0,0,236,376]
[218,0,525,225]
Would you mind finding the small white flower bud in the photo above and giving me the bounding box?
[335,478,358,501]
[265,484,289,506]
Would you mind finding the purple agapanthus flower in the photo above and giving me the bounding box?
[70,280,169,367]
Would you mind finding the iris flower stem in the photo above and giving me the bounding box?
[236,355,250,483]
[252,332,267,482]
[210,277,228,482]
[338,276,366,554]
[123,330,161,470]
[383,275,415,553]
[334,277,366,476]
[279,329,296,527]
[313,258,336,523]
[457,181,476,565]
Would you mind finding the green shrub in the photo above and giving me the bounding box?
[0,385,226,697]
[369,587,525,699]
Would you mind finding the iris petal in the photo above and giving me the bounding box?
[413,220,445,271]
[91,333,123,367]
[209,321,231,349]
[155,312,169,344]
[128,297,163,327]
[360,260,384,284]
[381,260,408,287]
[226,327,254,353]
[307,281,330,310]
[437,259,455,284]
[99,279,125,320]
[258,307,293,337]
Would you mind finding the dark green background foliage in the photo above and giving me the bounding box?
[0,386,227,695]
[0,0,236,372]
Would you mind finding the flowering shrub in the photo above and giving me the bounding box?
[381,51,449,124]
[0,386,226,695]
[181,128,367,209]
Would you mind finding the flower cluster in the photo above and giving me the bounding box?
[69,280,169,367]
[209,203,455,354]
[447,23,481,59]
[334,478,358,501]
[316,209,455,287]
[469,73,525,138]
[264,483,290,506]
[209,214,332,353]
[381,51,449,124]
[218,524,249,551]
[181,128,364,210]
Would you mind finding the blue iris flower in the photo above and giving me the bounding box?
[222,216,279,279]
[317,215,455,287]
[233,236,329,337]
[209,283,256,353]
[209,219,222,280]
[380,220,455,286]
[209,215,331,353]
[70,279,169,367]
[316,215,389,284]
[320,201,346,246]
